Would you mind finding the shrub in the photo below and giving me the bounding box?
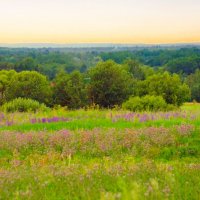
[1,98,48,113]
[122,95,175,112]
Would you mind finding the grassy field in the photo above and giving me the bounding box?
[0,103,200,199]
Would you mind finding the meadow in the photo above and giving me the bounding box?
[0,103,200,200]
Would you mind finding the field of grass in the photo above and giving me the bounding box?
[0,103,200,199]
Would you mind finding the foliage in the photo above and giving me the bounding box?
[186,69,200,102]
[100,51,135,63]
[15,57,38,72]
[141,65,156,78]
[0,48,101,79]
[5,71,52,105]
[136,72,191,106]
[1,98,48,112]
[0,47,199,109]
[1,47,200,78]
[123,59,145,80]
[88,60,133,108]
[122,95,173,112]
[0,70,17,105]
[100,47,200,71]
[53,70,87,109]
[166,56,200,74]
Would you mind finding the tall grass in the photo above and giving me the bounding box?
[0,103,199,199]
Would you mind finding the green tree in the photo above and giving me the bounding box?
[136,72,190,106]
[15,57,38,71]
[6,71,52,105]
[166,56,200,75]
[186,69,200,102]
[0,70,17,105]
[53,71,87,109]
[88,60,133,108]
[123,59,145,80]
[141,65,156,78]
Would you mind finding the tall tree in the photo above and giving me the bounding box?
[88,60,133,108]
[0,70,17,105]
[53,71,87,108]
[6,71,52,105]
[186,69,200,102]
[123,59,145,80]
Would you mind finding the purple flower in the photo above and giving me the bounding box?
[42,118,47,123]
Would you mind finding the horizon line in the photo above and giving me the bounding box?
[1,42,200,48]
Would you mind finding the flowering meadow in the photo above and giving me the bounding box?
[0,103,200,199]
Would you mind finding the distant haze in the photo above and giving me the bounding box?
[0,0,200,44]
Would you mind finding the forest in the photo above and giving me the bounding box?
[0,46,200,112]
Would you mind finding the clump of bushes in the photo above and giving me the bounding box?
[1,98,48,113]
[122,95,176,112]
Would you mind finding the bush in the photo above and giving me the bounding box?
[1,98,48,113]
[122,95,175,112]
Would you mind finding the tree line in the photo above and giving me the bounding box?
[1,58,199,111]
[1,47,200,78]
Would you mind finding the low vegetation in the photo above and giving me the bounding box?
[1,98,48,113]
[122,95,172,112]
[0,104,199,199]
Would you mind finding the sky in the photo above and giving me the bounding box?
[0,0,200,44]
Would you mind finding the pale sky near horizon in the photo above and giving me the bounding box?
[0,0,200,44]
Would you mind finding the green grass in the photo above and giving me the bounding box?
[181,102,200,111]
[0,103,200,199]
[1,118,200,132]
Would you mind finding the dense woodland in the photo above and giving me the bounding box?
[0,46,200,111]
